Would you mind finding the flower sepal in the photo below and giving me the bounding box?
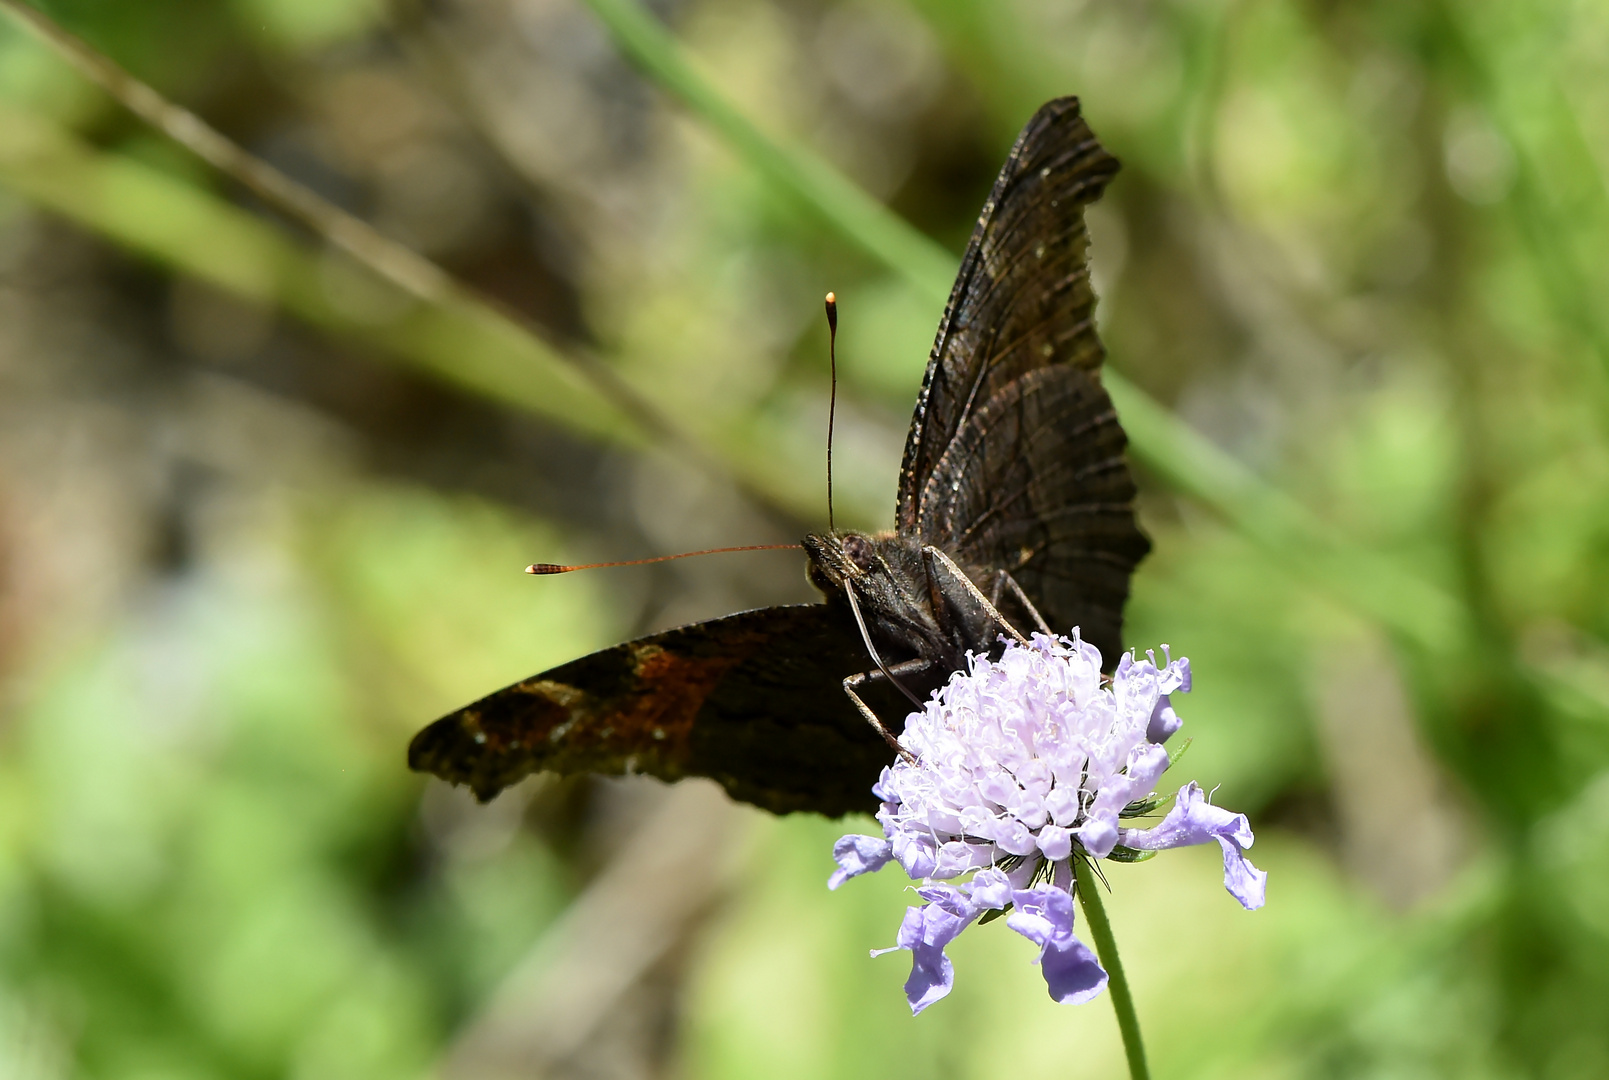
[1119,795,1165,818]
[1104,845,1157,863]
[1166,736,1193,768]
[977,904,1011,925]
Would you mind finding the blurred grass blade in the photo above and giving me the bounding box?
[0,0,714,462]
[580,0,1469,650]
[1442,6,1609,395]
[580,0,959,303]
[0,101,644,446]
[0,0,900,526]
[1109,385,1464,649]
[0,104,868,525]
[0,0,452,301]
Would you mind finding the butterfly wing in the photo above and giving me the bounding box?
[895,96,1147,661]
[408,604,903,816]
[896,95,1119,523]
[914,365,1148,664]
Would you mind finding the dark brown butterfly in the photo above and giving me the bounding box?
[408,97,1149,817]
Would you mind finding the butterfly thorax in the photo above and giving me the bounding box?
[802,531,1005,693]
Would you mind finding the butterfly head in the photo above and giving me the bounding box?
[804,530,956,681]
[802,531,921,610]
[802,531,876,591]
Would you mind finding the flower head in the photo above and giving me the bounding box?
[830,631,1265,1014]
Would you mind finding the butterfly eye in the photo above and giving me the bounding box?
[842,534,875,571]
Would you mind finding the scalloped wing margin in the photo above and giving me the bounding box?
[408,604,904,817]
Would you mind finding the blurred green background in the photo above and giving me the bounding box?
[2,0,1609,1076]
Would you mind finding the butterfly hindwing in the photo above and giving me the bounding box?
[915,365,1149,663]
[407,604,904,815]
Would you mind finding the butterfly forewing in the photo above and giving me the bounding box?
[896,96,1119,529]
[896,96,1146,658]
[407,605,902,815]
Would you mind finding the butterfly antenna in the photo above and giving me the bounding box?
[825,291,838,533]
[527,544,800,575]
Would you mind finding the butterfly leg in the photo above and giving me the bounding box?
[842,660,928,764]
[842,580,925,708]
[991,569,1053,636]
[921,546,1032,646]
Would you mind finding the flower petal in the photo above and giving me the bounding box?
[1040,933,1108,1004]
[1073,814,1119,859]
[1037,824,1073,861]
[1005,856,1042,890]
[1218,836,1268,910]
[968,867,1013,910]
[872,905,924,957]
[829,834,892,890]
[1044,785,1080,826]
[1006,885,1074,947]
[916,882,978,919]
[873,902,976,1014]
[1147,694,1182,744]
[891,832,938,879]
[1006,886,1108,1004]
[1118,782,1245,851]
[1119,782,1267,909]
[934,840,995,878]
[1166,652,1191,694]
[1126,743,1172,789]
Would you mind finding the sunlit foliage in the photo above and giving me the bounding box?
[2,0,1608,1077]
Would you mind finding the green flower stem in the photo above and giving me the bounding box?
[1075,858,1150,1080]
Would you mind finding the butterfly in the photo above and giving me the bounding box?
[408,97,1150,818]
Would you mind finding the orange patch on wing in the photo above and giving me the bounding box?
[607,643,744,759]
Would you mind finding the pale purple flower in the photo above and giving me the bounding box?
[829,632,1265,1014]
